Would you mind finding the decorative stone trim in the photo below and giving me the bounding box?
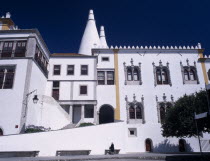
[180,59,199,84]
[123,58,142,85]
[125,94,145,124]
[156,93,174,123]
[153,60,172,86]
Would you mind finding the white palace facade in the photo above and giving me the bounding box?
[0,10,209,155]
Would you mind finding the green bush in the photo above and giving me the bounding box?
[79,122,94,127]
[25,128,44,133]
[25,125,50,133]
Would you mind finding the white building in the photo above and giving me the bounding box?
[0,10,209,155]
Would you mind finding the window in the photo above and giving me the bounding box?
[136,106,142,119]
[158,102,173,124]
[129,106,135,119]
[160,105,165,124]
[183,67,197,81]
[133,68,139,81]
[0,66,15,89]
[98,71,105,85]
[127,67,132,81]
[184,69,189,80]
[124,59,142,85]
[180,60,199,84]
[85,105,94,118]
[14,41,26,57]
[80,85,87,95]
[128,128,137,137]
[67,65,74,75]
[101,57,109,62]
[190,69,196,80]
[107,71,114,85]
[2,41,13,57]
[81,65,88,75]
[129,104,143,120]
[153,61,171,86]
[34,46,48,75]
[53,65,61,75]
[52,81,59,100]
[97,71,115,85]
[156,68,169,85]
[126,95,145,124]
[127,67,140,81]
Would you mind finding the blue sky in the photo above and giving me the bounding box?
[1,0,210,54]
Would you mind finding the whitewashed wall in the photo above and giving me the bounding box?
[0,59,28,135]
[0,122,126,156]
[46,57,97,101]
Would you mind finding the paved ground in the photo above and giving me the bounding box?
[0,153,209,161]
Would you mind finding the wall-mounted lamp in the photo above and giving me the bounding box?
[33,95,39,104]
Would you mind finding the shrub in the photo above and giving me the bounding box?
[25,125,50,133]
[79,122,94,127]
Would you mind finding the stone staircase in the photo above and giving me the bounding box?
[60,123,76,130]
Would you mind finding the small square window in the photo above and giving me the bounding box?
[80,85,87,95]
[128,128,137,137]
[102,57,109,62]
[130,130,135,135]
[67,65,74,75]
[81,65,88,75]
[53,65,61,75]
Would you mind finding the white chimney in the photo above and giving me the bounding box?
[6,12,11,18]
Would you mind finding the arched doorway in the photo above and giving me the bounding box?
[179,139,186,152]
[145,138,152,152]
[99,105,114,124]
[0,128,3,136]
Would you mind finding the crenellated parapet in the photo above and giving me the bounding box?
[96,43,202,50]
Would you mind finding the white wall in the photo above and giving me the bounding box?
[0,122,126,156]
[0,59,28,135]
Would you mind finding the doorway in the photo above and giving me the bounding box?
[73,105,81,124]
[145,138,152,152]
[179,139,186,152]
[99,104,114,124]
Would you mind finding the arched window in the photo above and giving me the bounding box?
[184,69,189,80]
[190,69,196,80]
[129,106,135,119]
[0,128,3,136]
[136,106,142,119]
[162,69,168,84]
[133,68,139,81]
[160,106,165,124]
[127,68,132,81]
[156,69,162,84]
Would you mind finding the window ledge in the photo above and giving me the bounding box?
[184,80,197,84]
[126,81,141,85]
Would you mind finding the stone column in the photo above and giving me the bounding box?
[93,105,97,124]
[69,105,73,124]
[81,105,85,122]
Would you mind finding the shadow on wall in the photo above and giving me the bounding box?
[153,139,193,153]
